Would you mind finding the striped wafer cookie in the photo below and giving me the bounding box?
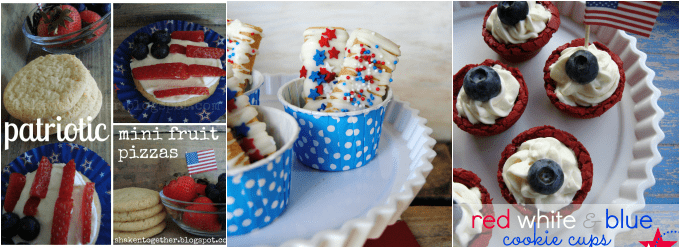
[227,82,276,163]
[227,19,263,92]
[227,128,250,168]
[299,27,349,107]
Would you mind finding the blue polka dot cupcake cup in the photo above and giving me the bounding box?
[244,70,265,106]
[227,106,299,236]
[277,79,392,172]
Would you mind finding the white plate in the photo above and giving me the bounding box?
[452,2,664,246]
[227,74,437,246]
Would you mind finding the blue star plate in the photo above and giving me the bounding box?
[1,142,111,245]
[113,20,226,123]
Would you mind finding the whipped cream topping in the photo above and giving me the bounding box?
[6,163,100,244]
[549,44,620,106]
[502,137,582,212]
[486,1,552,44]
[453,182,483,247]
[130,39,222,103]
[456,65,520,125]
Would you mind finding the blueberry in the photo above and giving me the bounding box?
[217,206,226,228]
[205,184,220,203]
[565,50,599,84]
[98,3,111,14]
[134,32,151,45]
[71,3,86,12]
[17,216,40,241]
[151,30,170,44]
[131,43,148,60]
[2,212,20,238]
[218,173,226,184]
[452,199,462,228]
[463,65,502,102]
[497,1,530,26]
[528,159,564,195]
[150,43,169,59]
[196,178,210,185]
[2,237,13,245]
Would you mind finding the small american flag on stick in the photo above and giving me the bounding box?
[185,149,218,175]
[585,1,662,37]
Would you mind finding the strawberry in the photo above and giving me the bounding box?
[58,160,76,200]
[169,44,186,54]
[163,176,197,203]
[3,173,26,212]
[23,196,41,216]
[30,156,52,198]
[36,5,82,38]
[171,31,204,42]
[80,10,107,44]
[186,45,225,59]
[51,197,74,244]
[153,87,210,98]
[188,65,226,77]
[194,183,207,196]
[80,182,95,244]
[183,197,221,231]
[132,63,189,80]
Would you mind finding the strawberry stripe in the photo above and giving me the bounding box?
[169,44,186,54]
[23,196,41,216]
[132,63,190,80]
[186,45,225,59]
[188,64,226,77]
[4,173,26,213]
[153,87,210,98]
[29,156,52,198]
[171,31,205,42]
[51,198,74,244]
[81,183,95,244]
[58,160,76,200]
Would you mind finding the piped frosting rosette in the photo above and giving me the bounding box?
[227,106,299,236]
[227,19,263,92]
[299,27,349,106]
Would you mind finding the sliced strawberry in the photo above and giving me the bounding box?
[132,63,189,80]
[58,160,76,200]
[194,183,207,196]
[153,87,210,98]
[30,156,52,198]
[169,44,186,54]
[80,182,95,244]
[4,173,26,212]
[51,198,74,244]
[186,45,225,59]
[171,31,204,42]
[188,64,226,77]
[23,196,41,216]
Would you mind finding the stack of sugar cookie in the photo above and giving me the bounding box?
[3,54,102,135]
[113,187,166,242]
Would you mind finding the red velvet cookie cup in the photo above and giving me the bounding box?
[482,1,561,63]
[453,59,528,136]
[543,38,626,118]
[497,125,593,221]
[453,168,494,247]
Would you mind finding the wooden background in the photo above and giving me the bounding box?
[0,3,111,166]
[112,3,226,123]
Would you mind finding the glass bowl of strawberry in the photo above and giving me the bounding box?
[22,4,110,54]
[159,175,226,237]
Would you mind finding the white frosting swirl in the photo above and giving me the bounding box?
[549,44,620,106]
[456,65,520,125]
[502,137,582,212]
[486,1,551,44]
[453,182,483,247]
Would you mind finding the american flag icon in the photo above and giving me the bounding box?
[185,149,218,175]
[585,1,662,37]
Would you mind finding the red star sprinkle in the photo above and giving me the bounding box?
[328,47,340,59]
[300,66,307,78]
[240,138,257,152]
[319,36,330,47]
[248,150,264,163]
[322,28,337,40]
[319,67,330,75]
[227,99,237,113]
[315,85,324,94]
[325,72,336,82]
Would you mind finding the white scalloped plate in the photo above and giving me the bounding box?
[452,1,664,246]
[227,74,436,246]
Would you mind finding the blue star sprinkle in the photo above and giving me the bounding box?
[227,87,237,101]
[308,89,320,99]
[313,50,326,66]
[233,122,250,138]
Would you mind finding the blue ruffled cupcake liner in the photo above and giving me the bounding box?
[113,20,226,123]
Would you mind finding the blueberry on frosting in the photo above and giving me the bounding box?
[463,65,502,102]
[497,1,530,26]
[565,50,599,84]
[528,159,564,195]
